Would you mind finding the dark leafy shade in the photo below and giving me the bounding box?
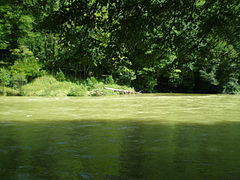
[0,0,239,93]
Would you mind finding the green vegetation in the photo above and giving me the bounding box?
[21,76,86,96]
[85,77,134,96]
[0,86,20,96]
[0,0,239,95]
[1,75,134,96]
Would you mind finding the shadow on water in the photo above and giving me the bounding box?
[0,120,240,180]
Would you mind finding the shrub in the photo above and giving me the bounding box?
[55,70,66,82]
[18,75,134,97]
[0,68,11,95]
[0,86,20,96]
[133,68,157,92]
[85,77,99,89]
[68,84,87,96]
[222,77,239,94]
[10,73,27,88]
[133,75,157,92]
[168,69,182,87]
[10,54,42,81]
[0,68,11,87]
[104,75,115,84]
[115,66,136,86]
[21,75,88,96]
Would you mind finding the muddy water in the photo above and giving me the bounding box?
[0,94,240,179]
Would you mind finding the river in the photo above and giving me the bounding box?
[0,94,240,179]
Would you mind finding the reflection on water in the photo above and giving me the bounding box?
[1,121,240,179]
[0,95,240,179]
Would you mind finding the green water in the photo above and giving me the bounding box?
[0,94,240,179]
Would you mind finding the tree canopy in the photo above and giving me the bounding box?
[0,0,239,93]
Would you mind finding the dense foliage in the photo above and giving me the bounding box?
[0,0,239,94]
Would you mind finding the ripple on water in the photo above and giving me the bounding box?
[79,172,93,179]
[0,122,16,126]
[0,95,240,179]
[55,141,68,145]
[0,149,8,154]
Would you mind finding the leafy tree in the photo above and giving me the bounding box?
[10,46,42,81]
[0,0,239,93]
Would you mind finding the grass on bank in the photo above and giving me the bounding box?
[21,76,87,96]
[0,75,135,96]
[0,86,20,96]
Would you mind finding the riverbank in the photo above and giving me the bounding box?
[0,75,135,97]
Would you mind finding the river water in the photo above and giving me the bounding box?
[0,94,240,179]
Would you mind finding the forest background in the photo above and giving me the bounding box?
[0,0,239,96]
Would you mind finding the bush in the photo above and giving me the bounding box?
[132,68,157,92]
[133,75,157,92]
[21,76,88,96]
[68,84,87,96]
[168,69,182,87]
[104,75,115,84]
[222,77,239,94]
[0,86,20,96]
[11,75,134,97]
[114,66,136,86]
[55,70,66,82]
[10,73,27,88]
[0,68,11,95]
[85,77,99,89]
[10,56,42,81]
[0,68,11,87]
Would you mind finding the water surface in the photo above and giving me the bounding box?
[0,94,240,179]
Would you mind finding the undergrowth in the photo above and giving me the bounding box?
[21,76,87,96]
[15,75,135,97]
[0,86,20,96]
